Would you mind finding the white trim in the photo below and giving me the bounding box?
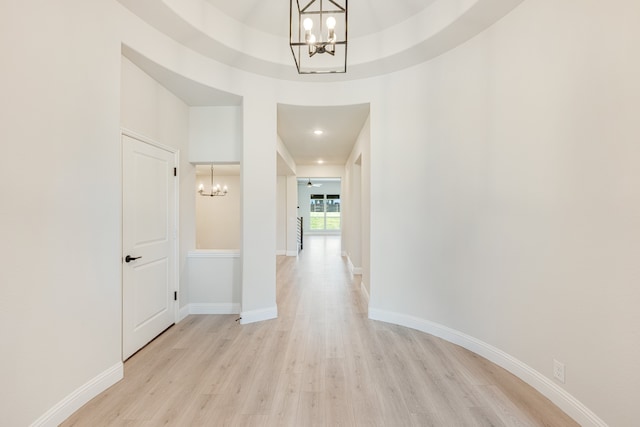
[178,304,190,322]
[173,149,180,325]
[285,250,298,257]
[276,250,286,256]
[341,251,347,257]
[360,281,370,302]
[30,363,123,427]
[121,128,177,152]
[190,303,241,315]
[367,308,608,427]
[347,256,363,275]
[240,305,278,325]
[187,250,240,258]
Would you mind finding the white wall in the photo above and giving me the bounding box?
[277,135,297,174]
[343,162,361,268]
[286,176,299,255]
[276,175,287,254]
[297,164,345,179]
[343,116,371,291]
[368,1,640,425]
[189,106,242,163]
[5,0,640,425]
[120,56,194,310]
[195,175,241,249]
[240,93,278,323]
[0,1,123,425]
[187,251,241,311]
[276,136,299,256]
[276,175,299,257]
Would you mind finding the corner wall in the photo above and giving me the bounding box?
[240,94,278,324]
[343,116,371,293]
[120,56,194,311]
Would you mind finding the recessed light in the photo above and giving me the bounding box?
[313,130,324,135]
[317,159,324,164]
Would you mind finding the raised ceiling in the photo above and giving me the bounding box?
[117,0,525,81]
[119,0,524,169]
[203,0,438,39]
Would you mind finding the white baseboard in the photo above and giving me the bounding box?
[240,305,278,325]
[189,303,241,315]
[360,281,370,302]
[368,308,607,427]
[347,255,363,275]
[286,250,298,257]
[177,304,190,322]
[275,250,286,256]
[31,363,123,427]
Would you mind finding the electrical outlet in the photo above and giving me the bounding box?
[553,359,565,383]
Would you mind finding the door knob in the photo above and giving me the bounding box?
[125,255,142,263]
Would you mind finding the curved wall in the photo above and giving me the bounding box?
[365,1,640,426]
[4,0,639,425]
[122,1,640,423]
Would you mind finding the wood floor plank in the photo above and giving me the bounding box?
[296,392,325,427]
[268,371,302,426]
[324,358,356,426]
[62,236,579,427]
[240,329,289,416]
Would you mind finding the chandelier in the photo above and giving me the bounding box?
[290,0,348,74]
[198,165,228,197]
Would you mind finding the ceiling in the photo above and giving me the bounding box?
[119,0,524,172]
[117,0,525,81]
[123,47,365,170]
[203,0,438,39]
[277,103,370,166]
[123,46,242,107]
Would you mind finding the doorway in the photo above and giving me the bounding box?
[121,132,178,360]
[297,178,342,235]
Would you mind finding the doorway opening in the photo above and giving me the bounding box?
[298,177,342,235]
[121,131,178,361]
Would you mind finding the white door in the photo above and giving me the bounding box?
[122,134,176,360]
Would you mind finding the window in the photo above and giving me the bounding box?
[310,194,341,230]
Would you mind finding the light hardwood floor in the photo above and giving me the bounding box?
[63,236,577,426]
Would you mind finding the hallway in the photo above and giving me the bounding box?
[63,236,576,426]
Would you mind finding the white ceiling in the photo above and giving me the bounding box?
[203,0,438,39]
[117,0,525,81]
[277,103,370,166]
[119,0,523,171]
[122,46,242,107]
